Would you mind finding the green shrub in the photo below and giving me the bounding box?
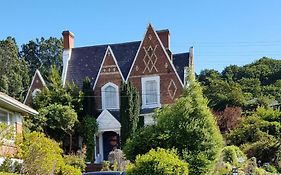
[0,158,22,174]
[125,72,223,175]
[0,173,20,175]
[64,154,86,172]
[126,148,189,175]
[59,164,81,175]
[222,146,246,166]
[262,164,278,173]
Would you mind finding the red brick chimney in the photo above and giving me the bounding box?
[156,29,170,49]
[62,31,74,49]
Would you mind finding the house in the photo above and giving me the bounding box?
[0,92,38,156]
[24,69,47,106]
[61,24,194,161]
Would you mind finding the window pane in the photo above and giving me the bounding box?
[104,85,117,109]
[0,111,8,124]
[145,80,157,104]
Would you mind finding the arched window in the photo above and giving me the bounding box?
[101,83,119,109]
[32,89,41,99]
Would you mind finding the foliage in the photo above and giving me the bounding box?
[227,107,281,169]
[120,82,140,147]
[21,132,81,175]
[0,123,15,146]
[36,104,78,139]
[59,164,81,175]
[0,158,21,174]
[124,125,166,161]
[0,173,20,175]
[21,132,65,175]
[125,70,223,175]
[82,77,96,117]
[0,37,30,101]
[198,57,281,112]
[80,115,98,162]
[64,154,86,172]
[213,107,242,133]
[27,66,82,152]
[126,148,189,175]
[21,37,63,78]
[222,146,246,166]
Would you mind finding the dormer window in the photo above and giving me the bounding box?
[101,82,119,110]
[141,76,160,108]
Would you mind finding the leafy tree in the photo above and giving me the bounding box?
[125,70,223,175]
[126,148,189,175]
[21,37,63,79]
[0,37,30,101]
[82,77,96,117]
[213,107,242,133]
[198,57,281,112]
[80,115,98,162]
[27,66,82,152]
[120,82,140,147]
[227,107,281,167]
[36,104,78,152]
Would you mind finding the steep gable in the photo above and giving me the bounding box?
[127,24,185,103]
[24,70,46,106]
[93,46,124,110]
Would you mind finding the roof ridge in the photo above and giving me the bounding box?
[173,52,189,56]
[72,40,141,49]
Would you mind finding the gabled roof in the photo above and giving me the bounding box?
[173,52,190,83]
[0,92,38,115]
[66,41,141,87]
[65,26,191,87]
[97,109,121,132]
[24,69,46,104]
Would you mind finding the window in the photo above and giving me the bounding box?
[32,89,41,99]
[141,76,160,108]
[101,82,119,109]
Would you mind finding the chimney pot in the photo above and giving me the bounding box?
[62,31,75,49]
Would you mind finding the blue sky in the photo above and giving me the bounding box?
[1,0,281,73]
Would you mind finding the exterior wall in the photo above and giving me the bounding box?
[94,49,124,110]
[128,25,183,107]
[0,111,23,156]
[25,73,45,106]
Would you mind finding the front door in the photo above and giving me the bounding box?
[102,131,119,160]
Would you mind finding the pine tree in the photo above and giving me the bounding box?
[156,69,223,175]
[0,37,30,101]
[120,82,140,148]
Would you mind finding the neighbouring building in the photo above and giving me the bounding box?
[24,69,46,106]
[25,24,194,162]
[0,92,38,156]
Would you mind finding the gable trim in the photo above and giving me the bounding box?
[152,26,184,87]
[125,24,184,87]
[96,109,121,132]
[24,69,46,104]
[93,46,124,90]
[125,33,144,82]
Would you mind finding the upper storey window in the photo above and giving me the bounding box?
[141,76,160,108]
[101,82,119,110]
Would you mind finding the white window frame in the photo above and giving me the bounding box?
[141,76,161,109]
[101,82,119,110]
[32,89,41,99]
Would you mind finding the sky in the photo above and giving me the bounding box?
[1,0,281,73]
